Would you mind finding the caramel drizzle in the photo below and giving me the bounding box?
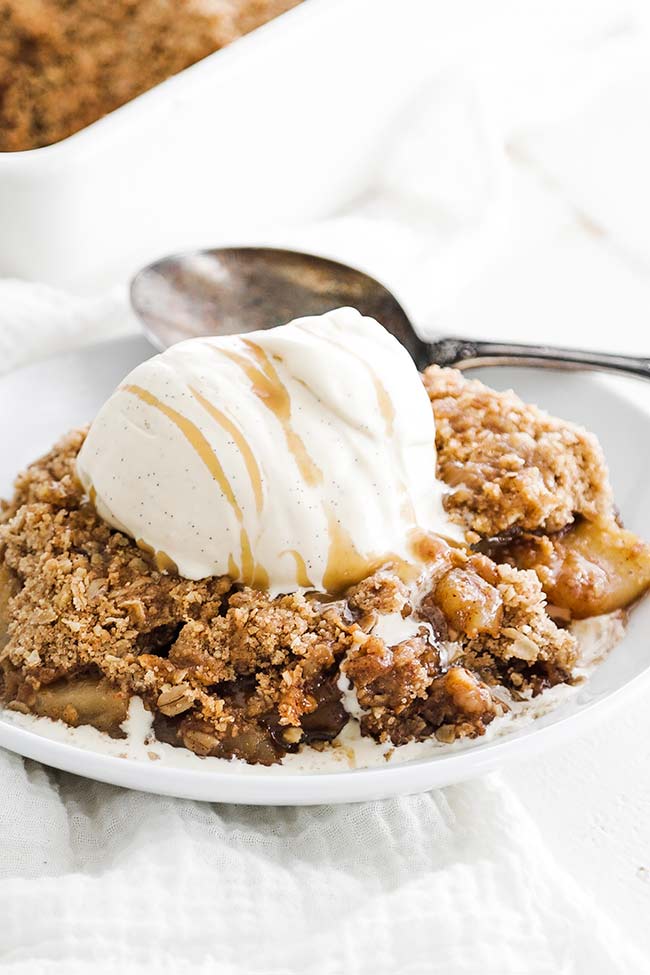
[322,509,380,593]
[322,509,417,593]
[294,323,395,437]
[136,538,179,575]
[284,550,313,589]
[250,323,427,590]
[190,386,264,514]
[372,376,396,437]
[239,526,269,590]
[124,384,242,517]
[294,321,423,536]
[123,384,267,587]
[291,324,429,588]
[209,340,322,487]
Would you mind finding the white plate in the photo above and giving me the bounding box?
[2,338,650,805]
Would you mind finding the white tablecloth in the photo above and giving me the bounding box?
[2,2,650,970]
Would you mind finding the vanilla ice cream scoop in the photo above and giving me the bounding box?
[77,308,457,594]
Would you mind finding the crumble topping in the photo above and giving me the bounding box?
[0,423,579,764]
[424,365,614,540]
[343,540,576,744]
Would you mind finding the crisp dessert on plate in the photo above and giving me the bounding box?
[1,308,649,768]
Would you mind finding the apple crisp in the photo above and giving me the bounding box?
[1,369,649,765]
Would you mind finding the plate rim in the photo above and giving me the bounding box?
[2,664,649,804]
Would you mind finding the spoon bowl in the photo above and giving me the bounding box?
[131,246,650,381]
[131,246,425,364]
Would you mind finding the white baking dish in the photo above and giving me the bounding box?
[0,0,462,290]
[0,1,628,292]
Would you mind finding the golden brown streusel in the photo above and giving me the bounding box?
[424,366,614,540]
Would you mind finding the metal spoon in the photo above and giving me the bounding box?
[131,247,650,379]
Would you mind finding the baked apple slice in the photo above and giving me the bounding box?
[503,518,650,619]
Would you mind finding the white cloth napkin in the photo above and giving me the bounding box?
[0,750,644,975]
[2,5,649,970]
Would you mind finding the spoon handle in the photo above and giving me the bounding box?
[427,337,650,382]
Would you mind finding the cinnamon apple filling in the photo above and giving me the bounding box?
[478,518,650,620]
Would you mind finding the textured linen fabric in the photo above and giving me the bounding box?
[0,280,136,374]
[0,748,644,975]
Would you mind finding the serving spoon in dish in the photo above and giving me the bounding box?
[131,246,650,380]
